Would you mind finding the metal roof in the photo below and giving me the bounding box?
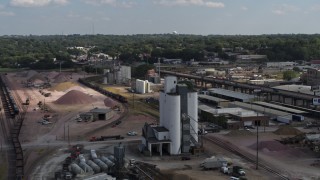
[208,88,254,102]
[198,94,229,102]
[253,101,307,114]
[90,108,112,114]
[228,101,289,117]
[152,126,169,132]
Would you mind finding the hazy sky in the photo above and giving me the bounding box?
[0,0,319,35]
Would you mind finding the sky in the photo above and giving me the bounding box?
[0,0,319,35]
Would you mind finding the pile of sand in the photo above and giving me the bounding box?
[28,73,47,82]
[104,97,119,108]
[54,90,96,105]
[226,130,253,136]
[46,71,60,79]
[53,73,69,83]
[49,82,78,92]
[249,140,289,152]
[274,126,302,135]
[64,86,87,93]
[25,70,38,79]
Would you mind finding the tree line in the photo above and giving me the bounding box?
[1,34,320,70]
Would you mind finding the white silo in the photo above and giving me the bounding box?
[164,76,177,93]
[188,92,198,143]
[103,69,110,84]
[160,92,181,155]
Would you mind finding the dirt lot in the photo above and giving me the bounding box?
[5,70,320,179]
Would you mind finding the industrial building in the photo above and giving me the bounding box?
[208,88,255,103]
[266,61,297,68]
[198,105,269,129]
[198,94,230,107]
[79,108,113,121]
[103,65,131,85]
[141,76,199,155]
[135,79,151,94]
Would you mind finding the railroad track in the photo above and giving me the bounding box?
[0,75,29,180]
[204,136,289,180]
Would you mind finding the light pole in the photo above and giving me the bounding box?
[253,89,261,170]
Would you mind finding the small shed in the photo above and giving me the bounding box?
[90,108,113,121]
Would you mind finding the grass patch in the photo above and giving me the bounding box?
[0,68,17,72]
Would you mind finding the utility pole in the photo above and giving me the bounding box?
[64,123,66,141]
[256,125,259,170]
[68,125,70,146]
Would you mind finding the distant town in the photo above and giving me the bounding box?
[0,34,320,180]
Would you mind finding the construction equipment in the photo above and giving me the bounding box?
[200,156,227,170]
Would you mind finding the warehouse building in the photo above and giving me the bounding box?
[208,88,255,102]
[199,104,269,129]
[89,108,113,121]
[198,94,230,107]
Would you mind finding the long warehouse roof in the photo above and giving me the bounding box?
[228,101,290,117]
[208,88,254,102]
[253,101,307,114]
[198,94,229,102]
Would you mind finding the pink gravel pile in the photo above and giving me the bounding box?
[104,97,119,108]
[55,90,96,105]
[28,73,46,82]
[274,126,302,135]
[53,73,69,83]
[249,140,289,152]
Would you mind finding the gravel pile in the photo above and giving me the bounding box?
[53,73,69,83]
[226,129,253,136]
[274,126,302,135]
[28,73,47,82]
[249,140,289,152]
[54,90,96,105]
[104,97,119,108]
[49,82,78,92]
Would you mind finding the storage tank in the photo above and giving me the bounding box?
[101,156,115,167]
[79,154,86,163]
[114,145,125,168]
[91,149,98,159]
[188,92,198,143]
[78,162,94,174]
[164,76,177,93]
[107,155,115,162]
[93,158,109,171]
[70,163,84,175]
[87,160,101,173]
[160,92,181,154]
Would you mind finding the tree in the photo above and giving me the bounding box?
[283,70,299,81]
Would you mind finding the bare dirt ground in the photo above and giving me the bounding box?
[5,71,161,178]
[6,71,320,180]
[211,131,320,179]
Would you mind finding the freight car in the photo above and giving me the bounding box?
[78,78,128,103]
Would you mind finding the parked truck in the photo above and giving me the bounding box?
[200,156,227,170]
[221,165,246,177]
[277,115,292,124]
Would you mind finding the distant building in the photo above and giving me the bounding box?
[163,58,182,64]
[237,55,267,60]
[310,60,320,68]
[306,68,320,86]
[135,79,151,94]
[267,62,297,68]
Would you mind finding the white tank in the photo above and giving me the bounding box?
[103,77,108,84]
[101,156,115,167]
[164,76,177,93]
[87,160,101,173]
[78,162,94,174]
[70,163,84,175]
[107,155,115,162]
[160,92,181,154]
[93,159,109,171]
[91,149,98,159]
[79,154,86,163]
[188,92,198,143]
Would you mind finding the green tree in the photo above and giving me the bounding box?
[283,70,299,81]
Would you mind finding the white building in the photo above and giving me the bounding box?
[142,76,198,155]
[266,62,297,68]
[136,79,151,94]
